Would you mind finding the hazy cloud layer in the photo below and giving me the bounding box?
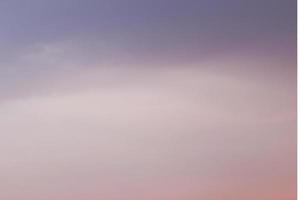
[0,0,296,199]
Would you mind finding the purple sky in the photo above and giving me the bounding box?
[0,0,296,199]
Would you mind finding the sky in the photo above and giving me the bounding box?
[0,0,296,199]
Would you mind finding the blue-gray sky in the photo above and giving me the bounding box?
[0,0,296,61]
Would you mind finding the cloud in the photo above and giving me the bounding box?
[0,55,295,199]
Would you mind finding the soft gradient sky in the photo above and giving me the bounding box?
[0,0,296,199]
